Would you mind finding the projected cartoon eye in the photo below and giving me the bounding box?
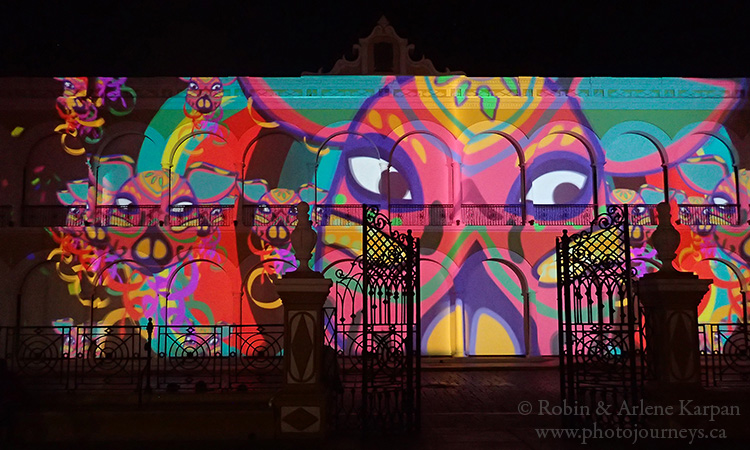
[711,196,729,205]
[289,206,298,215]
[63,81,74,90]
[211,83,222,91]
[188,82,198,90]
[171,200,194,215]
[349,156,412,200]
[527,170,588,204]
[258,204,271,214]
[115,197,133,207]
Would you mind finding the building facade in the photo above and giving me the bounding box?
[1,75,748,357]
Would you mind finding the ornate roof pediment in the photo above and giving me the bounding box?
[306,16,463,76]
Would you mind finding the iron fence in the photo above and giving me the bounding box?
[461,204,523,226]
[0,323,284,394]
[94,205,161,227]
[699,323,750,386]
[534,204,595,226]
[390,204,452,226]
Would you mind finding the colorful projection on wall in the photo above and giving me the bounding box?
[4,75,749,357]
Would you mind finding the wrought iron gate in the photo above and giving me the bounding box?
[323,204,421,433]
[556,205,645,427]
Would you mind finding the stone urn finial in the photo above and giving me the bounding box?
[290,201,316,273]
[650,202,681,273]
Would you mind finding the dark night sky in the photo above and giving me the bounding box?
[3,1,750,77]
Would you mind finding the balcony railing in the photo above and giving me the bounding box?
[629,204,659,226]
[167,205,235,227]
[678,204,739,226]
[314,204,364,226]
[94,205,161,227]
[243,204,299,228]
[390,204,453,226]
[628,203,739,227]
[13,203,748,228]
[462,204,523,226]
[0,205,12,226]
[22,205,86,227]
[532,204,596,226]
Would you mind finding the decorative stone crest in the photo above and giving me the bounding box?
[306,16,463,76]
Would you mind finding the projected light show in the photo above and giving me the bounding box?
[1,75,749,358]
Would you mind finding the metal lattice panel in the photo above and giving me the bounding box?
[557,205,644,428]
[324,204,420,433]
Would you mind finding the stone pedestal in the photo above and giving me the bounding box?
[639,271,711,389]
[639,202,712,391]
[272,276,333,437]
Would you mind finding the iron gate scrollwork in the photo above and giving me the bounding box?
[323,204,420,433]
[557,204,645,427]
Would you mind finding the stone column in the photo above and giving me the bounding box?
[272,202,332,437]
[639,202,711,389]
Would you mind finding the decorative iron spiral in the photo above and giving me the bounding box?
[167,334,212,371]
[723,328,750,375]
[16,334,62,375]
[238,332,282,372]
[84,334,131,374]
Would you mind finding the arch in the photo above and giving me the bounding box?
[458,121,530,165]
[601,121,672,206]
[90,258,151,325]
[474,130,527,218]
[238,130,306,213]
[22,130,89,211]
[92,131,157,208]
[686,129,741,210]
[621,131,670,204]
[419,257,459,356]
[93,126,157,161]
[164,130,227,207]
[240,129,302,169]
[166,130,228,170]
[485,258,531,356]
[164,258,228,326]
[547,126,602,209]
[386,129,453,211]
[694,257,748,324]
[13,254,83,328]
[313,130,380,206]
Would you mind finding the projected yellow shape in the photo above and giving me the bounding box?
[474,314,517,355]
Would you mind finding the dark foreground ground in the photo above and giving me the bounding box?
[4,357,750,450]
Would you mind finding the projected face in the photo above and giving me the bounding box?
[183,77,227,115]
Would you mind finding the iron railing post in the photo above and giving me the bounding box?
[145,318,153,394]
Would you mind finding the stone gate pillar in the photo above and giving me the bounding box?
[639,202,711,389]
[272,202,332,437]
